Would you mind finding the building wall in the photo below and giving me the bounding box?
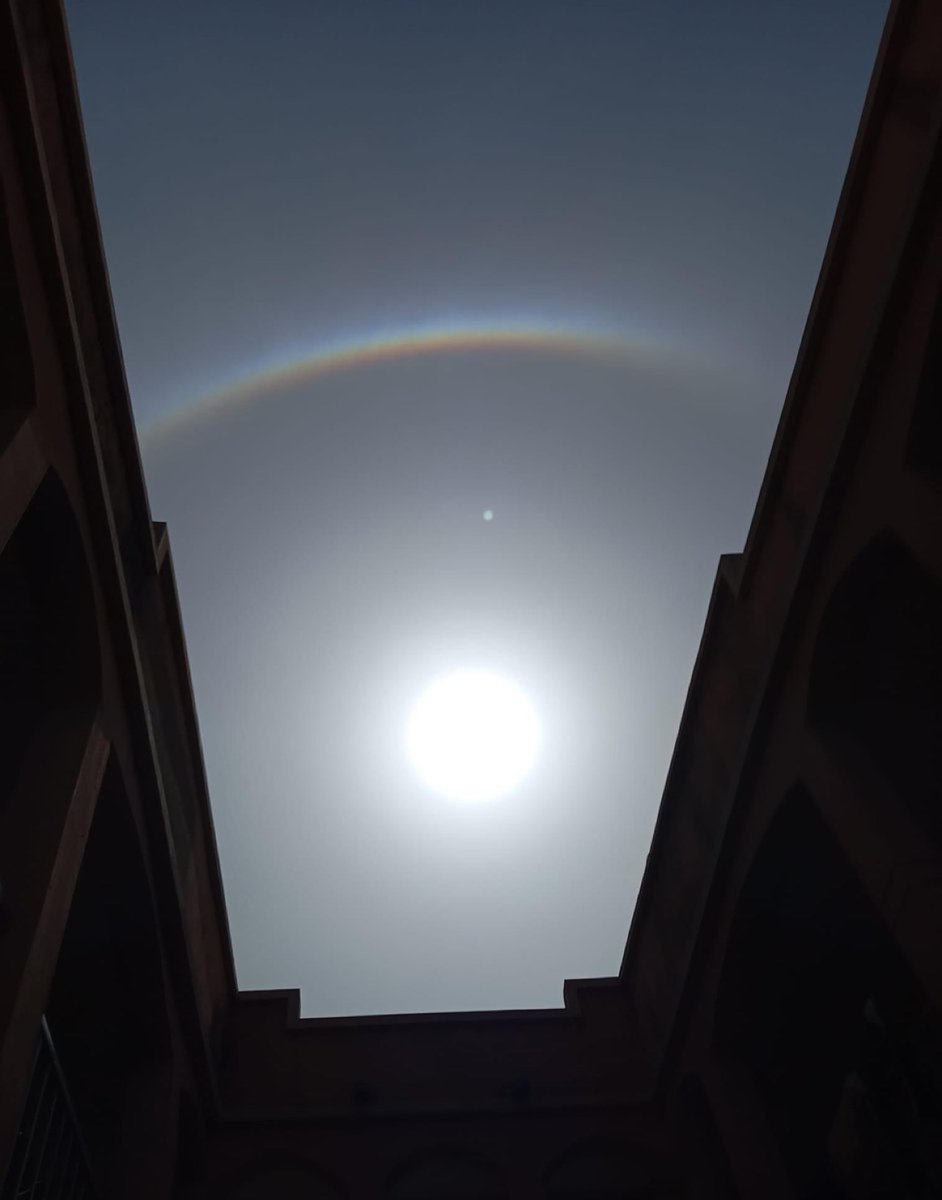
[652,2,942,1189]
[0,1,234,1195]
[1,0,940,1197]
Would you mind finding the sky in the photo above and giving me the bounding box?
[66,0,888,1017]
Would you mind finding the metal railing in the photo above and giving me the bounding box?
[1,1019,98,1200]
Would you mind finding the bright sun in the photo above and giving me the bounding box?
[407,670,540,802]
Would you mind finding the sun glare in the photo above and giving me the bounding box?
[407,670,540,802]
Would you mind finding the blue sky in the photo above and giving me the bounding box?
[68,0,888,1015]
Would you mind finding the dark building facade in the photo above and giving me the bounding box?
[2,0,941,1196]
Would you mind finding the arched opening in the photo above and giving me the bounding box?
[808,532,942,842]
[44,758,174,1198]
[388,1147,506,1200]
[0,180,35,450]
[0,470,100,810]
[713,788,942,1197]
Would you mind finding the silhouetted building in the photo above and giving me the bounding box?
[2,0,941,1196]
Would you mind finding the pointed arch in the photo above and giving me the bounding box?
[713,787,942,1194]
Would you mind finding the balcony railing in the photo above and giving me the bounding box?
[1,1019,97,1200]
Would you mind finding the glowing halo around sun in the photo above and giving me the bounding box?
[406,670,540,802]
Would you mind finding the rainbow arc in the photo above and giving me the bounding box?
[142,321,670,445]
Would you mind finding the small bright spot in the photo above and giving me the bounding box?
[483,509,494,521]
[407,670,540,801]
